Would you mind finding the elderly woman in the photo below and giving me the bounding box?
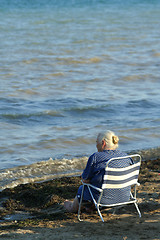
[64,130,133,212]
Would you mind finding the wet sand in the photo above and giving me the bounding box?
[0,159,159,240]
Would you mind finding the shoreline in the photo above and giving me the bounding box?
[0,158,159,239]
[1,146,160,191]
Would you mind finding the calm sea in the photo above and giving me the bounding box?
[0,0,160,190]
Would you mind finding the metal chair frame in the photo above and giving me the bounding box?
[78,154,141,222]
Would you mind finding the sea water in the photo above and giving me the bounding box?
[0,0,160,190]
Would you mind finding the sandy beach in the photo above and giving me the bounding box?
[0,159,159,240]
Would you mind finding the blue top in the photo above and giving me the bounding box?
[77,150,133,204]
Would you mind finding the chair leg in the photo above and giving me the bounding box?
[134,202,141,218]
[112,207,117,215]
[78,186,85,221]
[130,191,141,218]
[97,205,104,222]
[78,205,83,221]
[113,205,125,215]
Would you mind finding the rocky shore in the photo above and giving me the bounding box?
[0,159,159,240]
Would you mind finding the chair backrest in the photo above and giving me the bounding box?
[102,154,141,190]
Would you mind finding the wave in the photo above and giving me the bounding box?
[122,74,159,82]
[1,95,158,114]
[0,147,159,191]
[55,56,102,65]
[0,156,88,190]
[0,98,116,124]
[1,111,64,119]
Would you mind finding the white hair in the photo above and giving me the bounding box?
[97,130,119,150]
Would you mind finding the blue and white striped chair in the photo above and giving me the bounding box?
[78,154,141,222]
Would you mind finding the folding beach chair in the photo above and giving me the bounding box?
[78,154,141,222]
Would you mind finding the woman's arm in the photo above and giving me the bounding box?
[81,154,95,183]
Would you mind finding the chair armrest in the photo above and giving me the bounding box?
[81,180,103,192]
